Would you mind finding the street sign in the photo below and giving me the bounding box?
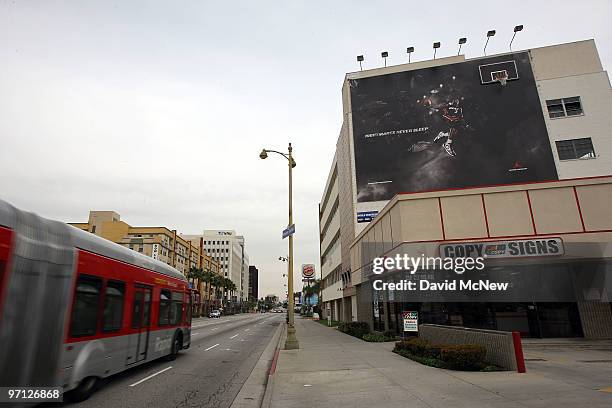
[282,224,295,239]
[356,210,379,223]
[403,311,418,332]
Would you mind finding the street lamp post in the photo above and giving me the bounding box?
[260,143,299,350]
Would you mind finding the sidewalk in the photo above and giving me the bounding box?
[268,318,612,408]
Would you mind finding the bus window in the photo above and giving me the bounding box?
[132,290,143,328]
[158,289,171,326]
[70,275,102,337]
[169,291,183,325]
[185,291,192,323]
[143,289,151,326]
[102,280,125,332]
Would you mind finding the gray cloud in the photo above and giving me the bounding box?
[1,0,610,297]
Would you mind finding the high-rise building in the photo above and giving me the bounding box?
[183,230,250,302]
[248,265,259,300]
[319,39,612,338]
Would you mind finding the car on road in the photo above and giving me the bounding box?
[209,310,221,318]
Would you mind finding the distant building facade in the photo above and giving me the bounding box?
[183,230,249,302]
[248,265,259,300]
[69,210,221,314]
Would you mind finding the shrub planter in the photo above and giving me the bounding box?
[393,338,501,371]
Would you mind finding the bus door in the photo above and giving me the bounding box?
[127,285,152,365]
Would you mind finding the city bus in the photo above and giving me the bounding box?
[0,199,192,401]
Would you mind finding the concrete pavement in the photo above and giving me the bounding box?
[267,317,612,408]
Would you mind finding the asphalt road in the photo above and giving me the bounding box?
[53,313,283,408]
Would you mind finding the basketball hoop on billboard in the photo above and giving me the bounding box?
[301,264,315,280]
[492,70,508,86]
[478,60,519,86]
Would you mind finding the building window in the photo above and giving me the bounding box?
[546,97,583,118]
[102,280,125,332]
[555,138,595,160]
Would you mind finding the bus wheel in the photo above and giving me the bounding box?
[66,376,98,402]
[165,332,182,361]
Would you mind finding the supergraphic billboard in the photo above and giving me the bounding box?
[350,52,558,203]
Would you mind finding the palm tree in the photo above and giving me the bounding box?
[302,279,321,310]
[223,277,234,312]
[217,277,237,314]
[187,267,205,317]
[201,269,215,316]
[186,266,199,287]
[211,274,226,310]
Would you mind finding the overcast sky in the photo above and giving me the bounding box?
[1,1,610,298]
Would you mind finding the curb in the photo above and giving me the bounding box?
[260,322,287,408]
[229,319,285,408]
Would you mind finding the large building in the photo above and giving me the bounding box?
[249,265,259,300]
[183,230,250,302]
[69,211,221,313]
[319,39,612,338]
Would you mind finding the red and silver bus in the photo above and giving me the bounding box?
[0,199,191,401]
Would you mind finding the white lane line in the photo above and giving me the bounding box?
[245,328,250,332]
[205,343,220,351]
[211,328,218,331]
[129,366,173,387]
[230,334,239,339]
[192,332,200,336]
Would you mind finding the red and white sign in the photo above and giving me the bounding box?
[301,264,315,280]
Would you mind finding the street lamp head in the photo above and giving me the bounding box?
[259,149,268,159]
[290,157,296,168]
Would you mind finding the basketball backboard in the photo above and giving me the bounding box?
[479,60,519,84]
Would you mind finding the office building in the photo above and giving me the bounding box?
[249,265,259,300]
[319,39,612,338]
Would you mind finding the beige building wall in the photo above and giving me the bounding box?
[530,40,612,180]
[352,176,612,271]
[349,176,612,337]
[68,212,207,276]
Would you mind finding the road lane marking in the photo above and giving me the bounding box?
[245,328,250,332]
[211,328,218,331]
[205,343,220,351]
[192,332,200,336]
[129,366,173,387]
[230,334,239,339]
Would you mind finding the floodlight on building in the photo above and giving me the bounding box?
[357,55,364,71]
[381,51,388,67]
[458,37,467,55]
[484,30,496,56]
[433,42,440,60]
[406,46,414,63]
[510,25,524,51]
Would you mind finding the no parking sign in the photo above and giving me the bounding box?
[403,311,418,332]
